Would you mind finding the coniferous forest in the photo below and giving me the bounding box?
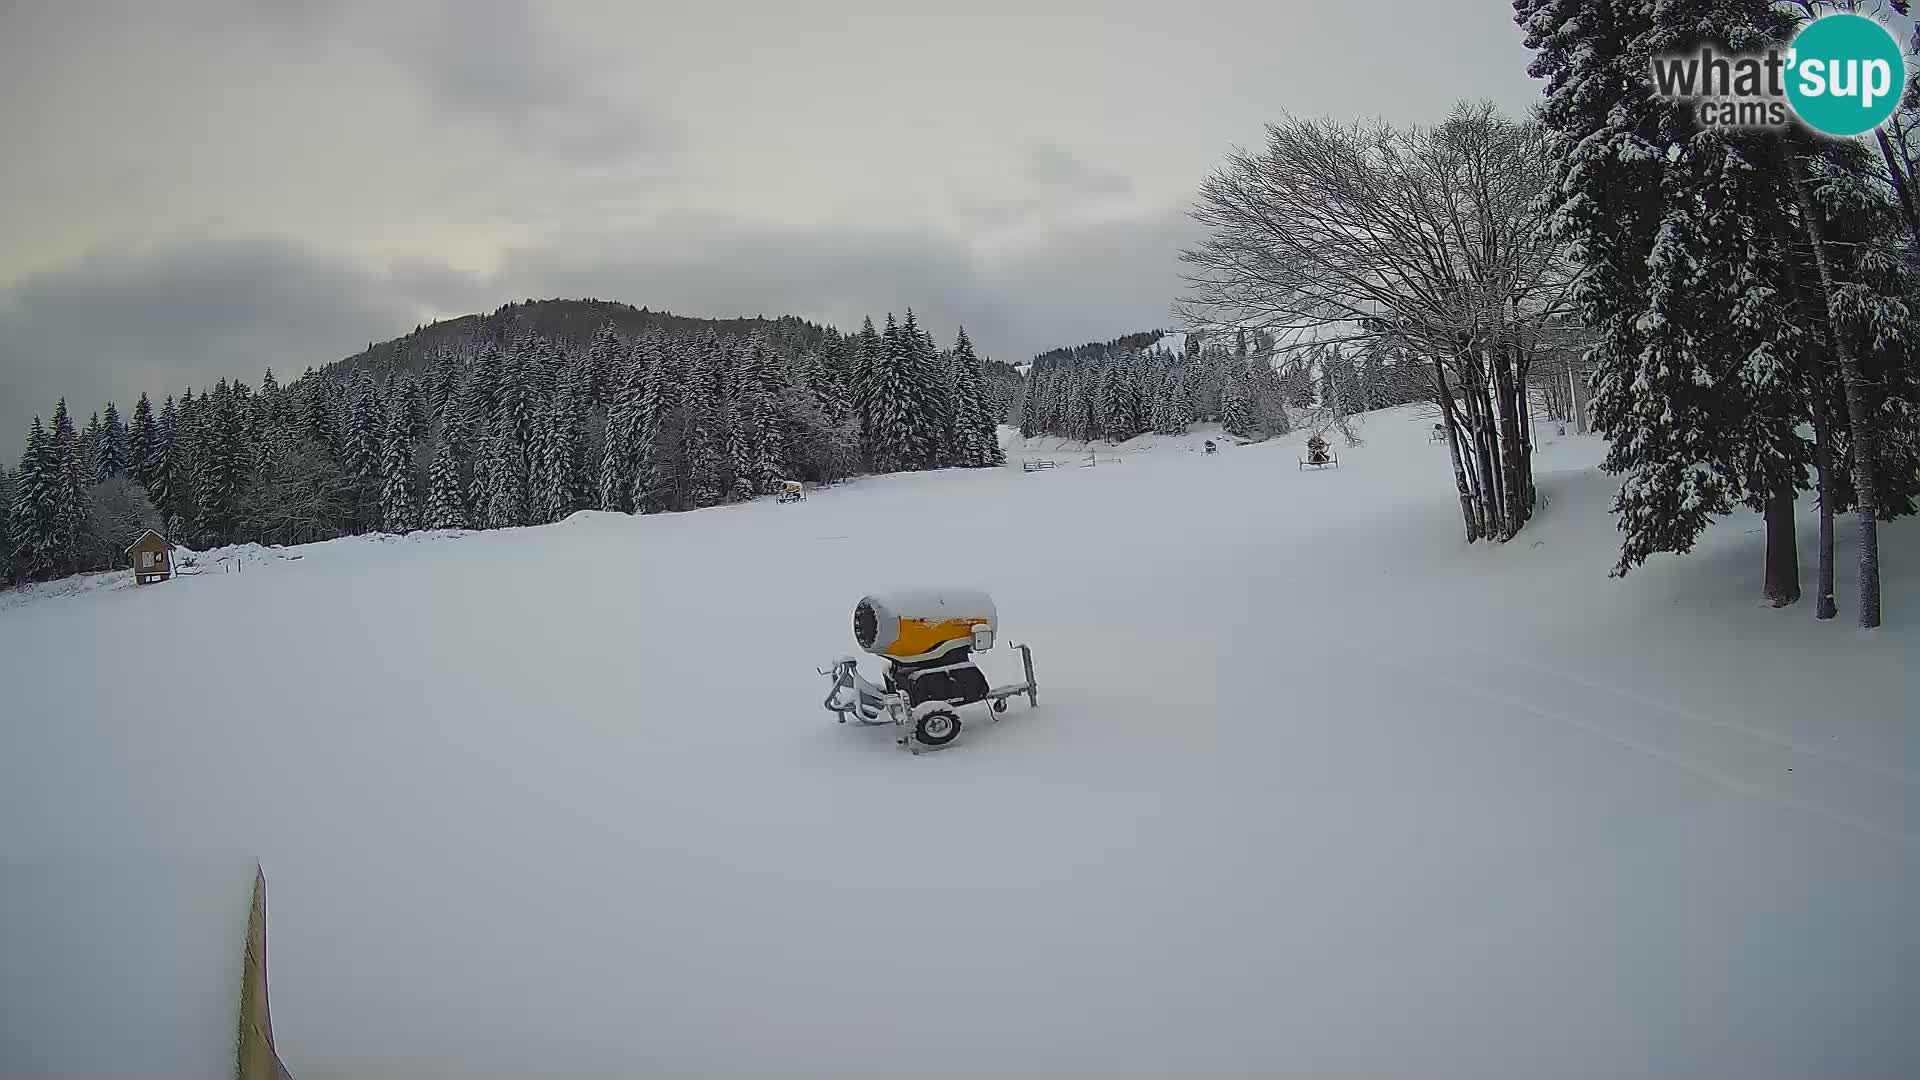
[1013,327,1428,443]
[1,300,1016,584]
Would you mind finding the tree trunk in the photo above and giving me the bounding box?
[1493,350,1528,537]
[1433,356,1481,542]
[1764,480,1801,607]
[1457,353,1497,533]
[1569,362,1592,435]
[1788,150,1883,629]
[1811,393,1838,621]
[1875,127,1920,261]
[1467,369,1505,537]
[1510,337,1537,518]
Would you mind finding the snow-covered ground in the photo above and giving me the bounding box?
[4,406,1917,1079]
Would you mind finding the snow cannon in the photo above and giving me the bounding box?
[821,587,1038,754]
[854,588,997,662]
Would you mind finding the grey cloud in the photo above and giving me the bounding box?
[0,238,469,438]
[491,216,997,345]
[949,143,1138,233]
[479,206,1199,366]
[418,0,665,166]
[0,207,1197,440]
[1021,143,1133,198]
[193,0,357,41]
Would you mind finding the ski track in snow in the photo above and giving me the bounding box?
[1376,649,1920,854]
[1446,639,1920,789]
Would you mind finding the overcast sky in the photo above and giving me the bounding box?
[0,0,1541,437]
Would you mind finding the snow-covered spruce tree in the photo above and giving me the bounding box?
[1782,133,1920,626]
[852,315,882,461]
[11,418,62,580]
[1041,365,1067,435]
[379,405,421,534]
[1017,369,1044,438]
[424,429,469,531]
[127,393,158,492]
[1358,351,1386,413]
[1247,353,1291,437]
[193,383,249,547]
[1079,363,1103,440]
[1219,360,1254,438]
[727,336,783,495]
[460,341,504,438]
[863,313,920,473]
[1644,4,1812,608]
[1094,365,1126,442]
[47,400,90,573]
[599,342,644,513]
[810,333,851,427]
[932,350,961,465]
[303,374,340,457]
[494,351,538,485]
[0,465,14,584]
[1284,366,1315,410]
[950,328,1003,465]
[425,348,461,431]
[633,338,683,513]
[1317,348,1360,418]
[1520,0,1812,590]
[1057,365,1082,441]
[250,370,281,458]
[342,371,385,532]
[390,375,426,442]
[1128,353,1157,438]
[584,324,623,411]
[478,415,528,529]
[527,395,568,524]
[148,398,183,533]
[95,402,126,481]
[555,378,593,518]
[1153,366,1189,435]
[900,310,947,468]
[682,340,726,508]
[81,413,102,482]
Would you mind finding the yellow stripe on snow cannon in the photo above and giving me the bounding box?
[853,588,997,661]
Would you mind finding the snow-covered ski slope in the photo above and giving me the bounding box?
[4,407,1917,1079]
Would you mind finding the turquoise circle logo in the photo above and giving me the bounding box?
[1786,14,1905,137]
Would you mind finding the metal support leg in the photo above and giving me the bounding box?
[1017,643,1037,708]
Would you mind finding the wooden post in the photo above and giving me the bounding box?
[237,865,293,1080]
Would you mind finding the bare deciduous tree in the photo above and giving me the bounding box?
[1179,101,1578,542]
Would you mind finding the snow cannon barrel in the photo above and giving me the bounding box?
[853,588,998,662]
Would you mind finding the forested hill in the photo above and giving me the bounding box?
[327,299,835,382]
[1026,329,1186,368]
[2,298,1024,587]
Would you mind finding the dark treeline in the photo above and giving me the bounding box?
[2,299,1013,585]
[1016,327,1426,443]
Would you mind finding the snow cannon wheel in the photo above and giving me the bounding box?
[992,697,1008,713]
[914,708,962,747]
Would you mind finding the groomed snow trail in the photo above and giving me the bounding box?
[4,408,1917,1079]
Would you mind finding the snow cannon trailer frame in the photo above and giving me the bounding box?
[1299,434,1339,470]
[819,588,1038,754]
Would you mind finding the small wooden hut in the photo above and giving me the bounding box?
[127,529,176,584]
